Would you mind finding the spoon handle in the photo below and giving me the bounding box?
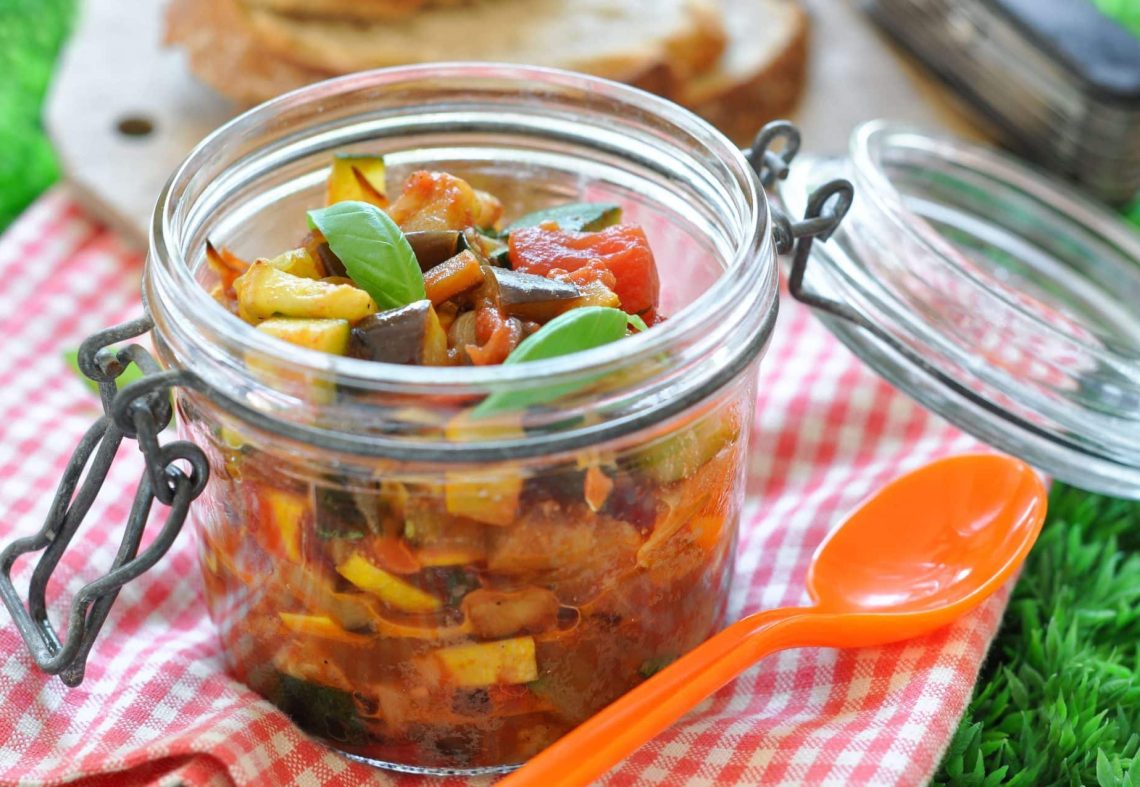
[499,606,817,787]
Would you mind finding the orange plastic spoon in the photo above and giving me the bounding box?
[500,454,1047,787]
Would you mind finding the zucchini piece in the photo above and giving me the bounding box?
[313,486,370,540]
[443,415,524,526]
[429,636,538,687]
[263,247,324,280]
[633,409,739,484]
[504,202,621,233]
[460,228,511,267]
[327,154,387,208]
[444,472,522,527]
[256,318,351,356]
[234,261,377,324]
[336,552,441,613]
[638,654,677,678]
[273,674,366,745]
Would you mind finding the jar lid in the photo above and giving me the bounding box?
[779,121,1140,498]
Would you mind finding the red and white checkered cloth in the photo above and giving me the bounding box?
[0,189,1005,787]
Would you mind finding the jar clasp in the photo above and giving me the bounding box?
[746,121,860,324]
[0,316,208,686]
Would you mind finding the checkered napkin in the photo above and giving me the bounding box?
[0,189,1007,787]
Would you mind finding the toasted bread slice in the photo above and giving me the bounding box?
[166,0,333,105]
[679,0,809,145]
[241,0,477,23]
[241,0,725,85]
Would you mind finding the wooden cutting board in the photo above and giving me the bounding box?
[46,0,983,246]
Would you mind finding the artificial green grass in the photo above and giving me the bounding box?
[932,484,1140,786]
[0,0,75,228]
[2,2,1140,786]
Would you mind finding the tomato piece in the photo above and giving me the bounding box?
[508,224,659,314]
[466,301,522,366]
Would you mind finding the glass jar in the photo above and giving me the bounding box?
[142,65,778,774]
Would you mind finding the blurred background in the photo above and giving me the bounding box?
[1,0,1137,239]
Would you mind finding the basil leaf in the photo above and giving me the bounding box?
[472,306,630,417]
[504,202,621,233]
[307,201,425,311]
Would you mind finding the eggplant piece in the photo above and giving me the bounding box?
[490,267,580,322]
[405,230,463,271]
[314,242,347,278]
[349,299,448,365]
[300,231,348,278]
[504,202,621,233]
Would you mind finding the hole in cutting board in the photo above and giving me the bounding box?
[116,115,156,138]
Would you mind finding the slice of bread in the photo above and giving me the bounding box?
[241,0,726,86]
[679,0,809,145]
[241,0,478,23]
[166,0,334,105]
[166,0,808,150]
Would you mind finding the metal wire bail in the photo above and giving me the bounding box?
[746,120,854,267]
[0,316,208,686]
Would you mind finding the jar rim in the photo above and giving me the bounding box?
[146,63,777,457]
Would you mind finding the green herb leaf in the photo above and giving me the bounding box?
[472,306,631,417]
[504,202,621,233]
[307,201,425,311]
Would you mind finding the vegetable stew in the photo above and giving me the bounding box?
[190,155,746,768]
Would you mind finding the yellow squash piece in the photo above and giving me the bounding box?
[256,318,351,356]
[249,318,351,403]
[234,261,377,324]
[443,414,524,526]
[260,487,308,563]
[263,247,324,280]
[444,472,523,527]
[278,612,370,644]
[336,552,441,613]
[327,154,387,207]
[430,636,538,687]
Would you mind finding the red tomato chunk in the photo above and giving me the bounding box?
[508,225,660,315]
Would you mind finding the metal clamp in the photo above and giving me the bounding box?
[0,317,208,686]
[746,121,855,311]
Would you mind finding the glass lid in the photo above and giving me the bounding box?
[779,121,1140,498]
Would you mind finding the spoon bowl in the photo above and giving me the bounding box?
[501,453,1047,786]
[805,453,1046,644]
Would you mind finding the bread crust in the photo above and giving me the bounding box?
[166,0,808,148]
[241,0,477,23]
[240,0,725,88]
[679,0,809,144]
[166,0,332,104]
